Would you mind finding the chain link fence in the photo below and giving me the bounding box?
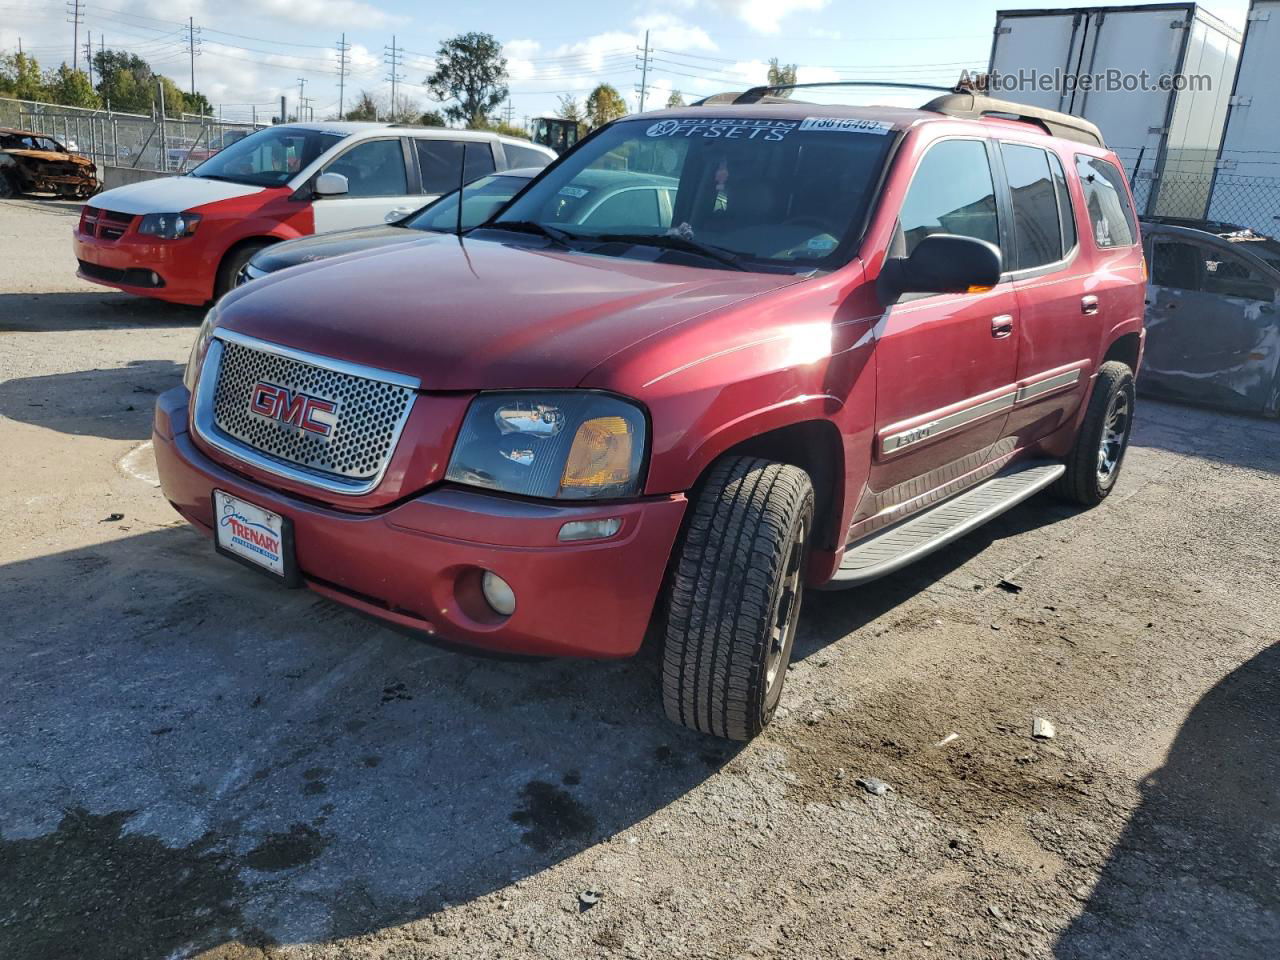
[1,97,264,174]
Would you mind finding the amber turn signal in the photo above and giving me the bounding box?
[561,416,634,494]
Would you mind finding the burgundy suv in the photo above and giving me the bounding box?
[156,90,1145,740]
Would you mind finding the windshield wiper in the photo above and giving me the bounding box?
[489,220,577,246]
[592,233,749,271]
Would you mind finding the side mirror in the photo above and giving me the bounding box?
[314,172,349,197]
[880,234,1003,300]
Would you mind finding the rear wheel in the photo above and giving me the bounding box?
[0,172,16,199]
[1054,360,1135,506]
[662,457,814,740]
[214,241,270,301]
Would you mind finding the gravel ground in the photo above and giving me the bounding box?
[1,197,1277,960]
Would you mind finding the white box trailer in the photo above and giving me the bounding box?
[989,4,1240,219]
[1208,0,1280,229]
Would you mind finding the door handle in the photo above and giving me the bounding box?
[1081,295,1099,315]
[991,314,1014,339]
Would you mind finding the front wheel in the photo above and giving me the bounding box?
[662,457,814,741]
[1054,360,1136,506]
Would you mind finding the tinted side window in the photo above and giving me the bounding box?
[1048,151,1076,254]
[1001,143,1062,269]
[414,140,496,194]
[323,139,407,198]
[1152,240,1203,291]
[1075,156,1137,248]
[900,139,999,255]
[504,143,552,169]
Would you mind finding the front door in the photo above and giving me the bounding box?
[868,138,1020,521]
[311,137,417,233]
[1144,234,1280,415]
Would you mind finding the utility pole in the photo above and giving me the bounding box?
[66,0,84,71]
[635,29,652,112]
[503,99,515,126]
[384,36,404,121]
[186,17,201,98]
[296,77,306,122]
[336,33,351,119]
[84,31,93,85]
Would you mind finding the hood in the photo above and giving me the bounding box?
[4,149,93,166]
[92,174,265,215]
[250,223,425,275]
[218,236,804,391]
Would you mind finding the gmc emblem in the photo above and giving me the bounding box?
[249,381,338,437]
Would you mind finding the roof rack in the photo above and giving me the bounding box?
[922,91,1105,147]
[691,82,1107,149]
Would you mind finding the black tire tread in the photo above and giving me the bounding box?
[662,457,813,740]
[1054,360,1134,506]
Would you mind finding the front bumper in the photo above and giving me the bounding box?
[153,387,687,658]
[73,229,211,305]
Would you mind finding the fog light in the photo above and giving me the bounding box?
[481,571,516,616]
[558,517,622,542]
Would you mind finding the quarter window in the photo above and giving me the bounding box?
[414,140,496,194]
[1001,143,1063,269]
[322,139,408,198]
[899,139,999,256]
[1048,151,1076,254]
[1075,156,1137,248]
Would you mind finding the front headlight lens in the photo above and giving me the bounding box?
[138,212,202,239]
[183,307,217,392]
[446,392,646,499]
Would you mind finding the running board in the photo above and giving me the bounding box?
[827,461,1065,587]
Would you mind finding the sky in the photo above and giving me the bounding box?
[0,0,1252,125]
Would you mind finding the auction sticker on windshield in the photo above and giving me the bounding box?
[213,489,296,582]
[798,117,893,135]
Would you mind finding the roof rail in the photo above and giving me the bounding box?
[921,91,1105,147]
[733,80,954,104]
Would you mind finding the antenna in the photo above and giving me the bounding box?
[456,143,467,240]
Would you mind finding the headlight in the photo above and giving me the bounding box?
[183,307,217,392]
[137,212,202,239]
[445,392,647,499]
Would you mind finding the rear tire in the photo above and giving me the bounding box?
[1054,360,1135,506]
[662,457,814,741]
[214,241,269,301]
[0,172,16,199]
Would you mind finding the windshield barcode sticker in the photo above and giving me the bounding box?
[799,117,893,135]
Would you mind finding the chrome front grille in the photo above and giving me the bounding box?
[197,331,418,494]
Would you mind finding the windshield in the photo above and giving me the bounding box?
[189,126,346,187]
[2,133,63,152]
[405,174,531,232]
[493,115,896,271]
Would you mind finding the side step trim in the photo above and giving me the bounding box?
[826,460,1065,588]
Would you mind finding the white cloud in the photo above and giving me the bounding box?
[245,0,404,29]
[712,0,831,35]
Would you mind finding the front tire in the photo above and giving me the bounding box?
[214,241,269,301]
[662,457,814,740]
[1054,360,1135,506]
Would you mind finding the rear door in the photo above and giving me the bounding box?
[869,137,1020,509]
[311,136,417,232]
[1144,232,1280,415]
[1001,141,1095,444]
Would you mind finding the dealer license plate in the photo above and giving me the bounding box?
[212,490,297,583]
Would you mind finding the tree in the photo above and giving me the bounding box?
[584,83,627,130]
[344,90,380,121]
[425,32,508,128]
[0,52,50,102]
[666,89,685,108]
[44,63,101,109]
[93,50,155,112]
[556,94,583,123]
[185,91,213,117]
[418,109,448,127]
[767,58,797,97]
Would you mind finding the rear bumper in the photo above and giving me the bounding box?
[73,229,212,305]
[153,387,687,658]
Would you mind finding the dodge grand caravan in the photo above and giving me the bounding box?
[155,89,1146,740]
[73,122,554,305]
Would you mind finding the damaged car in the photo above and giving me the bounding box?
[1142,218,1280,417]
[0,128,99,199]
